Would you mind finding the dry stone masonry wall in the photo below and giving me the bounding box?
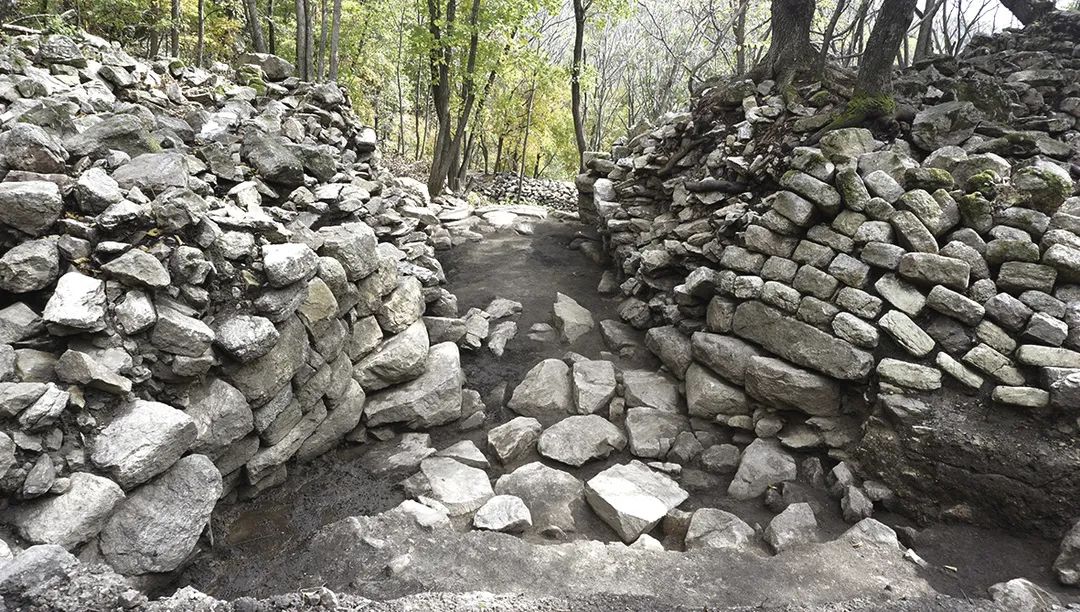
[0,29,483,579]
[470,172,578,211]
[577,12,1080,536]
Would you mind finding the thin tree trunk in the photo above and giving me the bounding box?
[494,135,504,173]
[914,0,945,61]
[395,6,407,156]
[303,0,315,80]
[268,0,277,54]
[516,81,535,205]
[170,0,180,57]
[197,0,205,66]
[816,0,847,75]
[317,0,328,80]
[734,0,749,75]
[570,0,589,171]
[328,0,342,79]
[295,0,307,79]
[245,0,268,52]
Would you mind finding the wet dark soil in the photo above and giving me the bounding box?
[178,219,1078,606]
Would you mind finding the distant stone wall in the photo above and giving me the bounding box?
[576,11,1080,535]
[471,173,577,211]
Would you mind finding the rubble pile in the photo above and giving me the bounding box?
[0,27,481,579]
[576,11,1080,535]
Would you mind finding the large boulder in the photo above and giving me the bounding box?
[0,123,67,173]
[64,114,157,158]
[743,356,842,416]
[487,416,542,464]
[684,508,755,551]
[112,153,195,193]
[353,319,429,391]
[731,301,873,380]
[237,52,296,80]
[241,130,304,186]
[405,457,493,516]
[508,358,573,420]
[910,101,980,151]
[42,271,107,333]
[1055,519,1080,586]
[537,415,626,467]
[585,461,688,543]
[98,454,222,574]
[571,359,617,414]
[185,377,253,456]
[552,292,594,343]
[90,400,197,489]
[728,438,797,500]
[363,342,463,428]
[764,502,820,553]
[11,472,124,549]
[223,316,308,406]
[0,181,62,237]
[495,462,584,534]
[0,238,59,293]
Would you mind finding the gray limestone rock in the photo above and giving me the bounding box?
[473,495,533,532]
[213,315,280,363]
[553,293,595,343]
[487,416,542,464]
[185,377,254,456]
[90,400,197,489]
[728,438,797,500]
[101,249,171,288]
[684,508,755,551]
[0,238,59,293]
[538,415,626,467]
[764,502,820,553]
[42,272,107,332]
[98,454,222,574]
[363,342,463,429]
[0,181,63,237]
[495,461,584,534]
[585,461,688,543]
[508,359,573,420]
[11,472,124,549]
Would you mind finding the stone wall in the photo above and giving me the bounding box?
[576,12,1080,535]
[0,32,472,576]
[470,173,577,211]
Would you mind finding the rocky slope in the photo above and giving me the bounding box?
[575,11,1080,538]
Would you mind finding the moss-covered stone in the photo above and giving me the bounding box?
[956,193,994,234]
[1013,160,1074,214]
[904,167,956,192]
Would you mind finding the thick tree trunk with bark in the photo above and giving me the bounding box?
[999,0,1054,25]
[752,0,816,93]
[570,0,588,171]
[244,0,267,53]
[853,0,917,101]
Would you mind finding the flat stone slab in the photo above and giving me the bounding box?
[584,460,688,543]
[408,457,493,516]
[537,415,626,467]
[732,301,873,380]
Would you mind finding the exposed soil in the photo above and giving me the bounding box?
[178,219,1078,608]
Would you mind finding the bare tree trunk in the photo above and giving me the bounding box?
[914,0,944,61]
[570,0,589,171]
[149,0,161,56]
[853,0,918,100]
[517,81,535,204]
[328,0,342,79]
[998,0,1054,24]
[732,0,749,74]
[395,7,407,156]
[169,0,180,57]
[317,0,328,80]
[197,0,205,66]
[303,0,315,80]
[751,0,816,94]
[268,0,277,54]
[494,135,504,173]
[295,0,307,79]
[245,0,267,52]
[816,0,847,75]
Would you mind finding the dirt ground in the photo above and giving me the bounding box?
[177,219,1079,607]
